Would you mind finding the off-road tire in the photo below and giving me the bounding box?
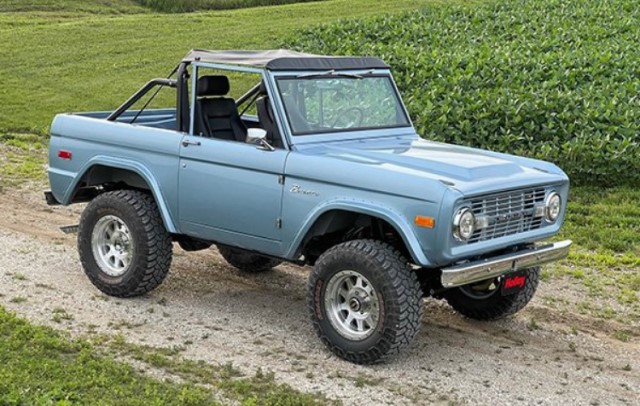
[443,267,540,320]
[217,246,282,273]
[308,239,423,364]
[78,190,173,297]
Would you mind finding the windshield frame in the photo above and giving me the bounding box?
[269,69,414,142]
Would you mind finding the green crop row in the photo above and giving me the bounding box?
[286,0,640,186]
[133,0,322,13]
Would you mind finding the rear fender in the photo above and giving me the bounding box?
[63,156,177,233]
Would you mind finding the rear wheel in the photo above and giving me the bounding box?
[443,267,540,320]
[217,246,281,273]
[308,239,423,364]
[78,190,173,297]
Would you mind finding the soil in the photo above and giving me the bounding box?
[0,185,638,405]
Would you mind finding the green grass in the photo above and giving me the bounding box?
[0,0,448,134]
[0,306,218,405]
[0,133,48,190]
[0,306,333,404]
[135,0,324,13]
[0,0,321,14]
[560,187,640,256]
[0,0,148,14]
[542,187,640,324]
[107,335,332,405]
[0,132,47,150]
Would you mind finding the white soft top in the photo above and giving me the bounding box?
[181,49,389,71]
[182,49,318,66]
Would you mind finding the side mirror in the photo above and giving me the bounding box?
[246,128,267,144]
[246,128,275,151]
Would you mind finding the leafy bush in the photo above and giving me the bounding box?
[134,0,322,13]
[286,0,640,186]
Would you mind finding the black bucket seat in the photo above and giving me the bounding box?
[195,75,247,142]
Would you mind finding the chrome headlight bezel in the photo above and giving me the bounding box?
[453,207,476,241]
[545,192,561,222]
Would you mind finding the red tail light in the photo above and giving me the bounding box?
[58,150,72,160]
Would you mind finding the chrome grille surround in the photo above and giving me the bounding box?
[465,187,547,244]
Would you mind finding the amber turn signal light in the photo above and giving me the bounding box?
[414,215,435,228]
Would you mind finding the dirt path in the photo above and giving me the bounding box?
[0,186,638,405]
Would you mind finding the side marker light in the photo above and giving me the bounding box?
[415,215,435,228]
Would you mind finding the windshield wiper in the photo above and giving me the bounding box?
[296,69,363,79]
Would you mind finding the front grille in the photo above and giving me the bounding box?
[466,187,546,244]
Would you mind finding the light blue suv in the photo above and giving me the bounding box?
[46,50,571,364]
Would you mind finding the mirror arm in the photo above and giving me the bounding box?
[258,139,275,152]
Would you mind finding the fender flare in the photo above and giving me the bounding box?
[62,155,178,233]
[285,198,432,266]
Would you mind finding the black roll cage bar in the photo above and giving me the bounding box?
[106,78,177,122]
[107,61,264,133]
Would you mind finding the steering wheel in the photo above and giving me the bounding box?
[331,107,364,129]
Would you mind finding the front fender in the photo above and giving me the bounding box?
[60,155,177,233]
[285,198,432,266]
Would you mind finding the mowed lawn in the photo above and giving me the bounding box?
[0,0,448,133]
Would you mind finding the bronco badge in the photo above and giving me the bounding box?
[289,184,319,197]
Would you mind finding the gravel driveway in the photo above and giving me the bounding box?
[0,186,638,405]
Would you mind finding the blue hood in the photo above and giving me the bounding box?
[292,136,568,197]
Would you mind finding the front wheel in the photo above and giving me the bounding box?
[443,267,540,320]
[78,190,173,298]
[308,239,423,364]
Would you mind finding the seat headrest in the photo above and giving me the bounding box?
[197,75,230,96]
[258,80,268,95]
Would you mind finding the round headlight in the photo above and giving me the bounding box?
[453,208,475,241]
[545,192,561,222]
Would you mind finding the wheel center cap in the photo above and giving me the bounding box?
[349,298,361,312]
[113,233,129,249]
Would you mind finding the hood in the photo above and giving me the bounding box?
[293,136,568,196]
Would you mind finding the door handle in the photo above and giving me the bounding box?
[182,139,201,147]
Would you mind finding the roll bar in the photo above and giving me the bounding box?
[107,78,177,122]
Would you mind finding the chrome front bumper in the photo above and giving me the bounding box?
[441,240,572,288]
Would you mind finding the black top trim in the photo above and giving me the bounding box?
[266,57,389,71]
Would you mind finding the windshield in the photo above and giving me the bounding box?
[276,75,410,135]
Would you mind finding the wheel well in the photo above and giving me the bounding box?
[71,165,151,203]
[300,210,412,265]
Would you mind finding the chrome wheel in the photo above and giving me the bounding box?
[324,270,380,341]
[91,215,134,277]
[79,191,173,297]
[309,240,423,363]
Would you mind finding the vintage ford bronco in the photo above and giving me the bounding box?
[47,50,571,364]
